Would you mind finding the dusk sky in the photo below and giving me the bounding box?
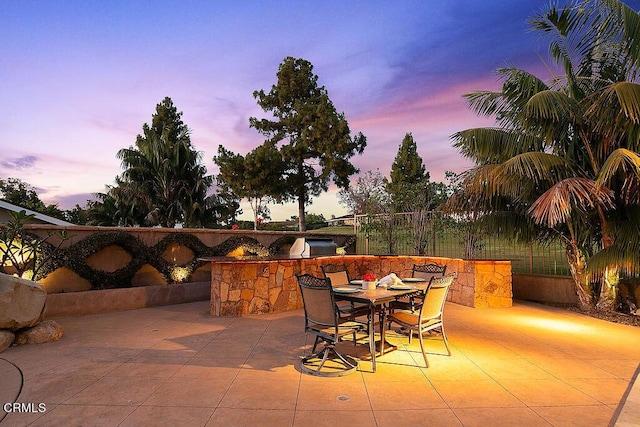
[3,1,640,221]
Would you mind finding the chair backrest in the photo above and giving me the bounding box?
[412,263,446,282]
[297,274,337,328]
[420,274,454,321]
[321,264,350,287]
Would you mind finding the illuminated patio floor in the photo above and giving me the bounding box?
[1,300,639,426]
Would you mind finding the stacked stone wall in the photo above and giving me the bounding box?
[210,255,512,316]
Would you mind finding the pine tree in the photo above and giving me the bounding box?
[386,133,430,210]
[250,57,366,231]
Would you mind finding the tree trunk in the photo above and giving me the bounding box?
[298,195,306,232]
[596,266,619,312]
[595,210,618,312]
[297,160,306,232]
[566,244,593,310]
[252,199,258,231]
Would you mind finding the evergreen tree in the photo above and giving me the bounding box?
[386,133,430,211]
[250,57,366,231]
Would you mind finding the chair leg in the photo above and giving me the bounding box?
[380,314,386,356]
[318,344,331,368]
[441,325,451,356]
[417,329,429,368]
[312,335,321,353]
[300,343,359,377]
[334,346,358,368]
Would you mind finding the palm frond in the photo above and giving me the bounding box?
[442,165,500,213]
[609,210,640,249]
[464,68,550,128]
[529,1,591,96]
[596,148,640,193]
[463,91,505,118]
[495,152,571,183]
[475,211,539,243]
[592,81,640,123]
[525,90,581,121]
[451,128,544,164]
[528,177,615,227]
[497,67,550,106]
[599,0,640,78]
[587,245,640,274]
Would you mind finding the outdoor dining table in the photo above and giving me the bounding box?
[333,279,428,372]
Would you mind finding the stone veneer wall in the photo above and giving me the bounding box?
[210,255,512,316]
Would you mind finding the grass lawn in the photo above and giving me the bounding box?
[315,226,354,234]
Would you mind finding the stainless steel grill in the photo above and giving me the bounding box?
[289,237,337,257]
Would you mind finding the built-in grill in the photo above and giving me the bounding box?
[289,237,337,258]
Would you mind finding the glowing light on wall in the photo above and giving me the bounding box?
[170,267,190,283]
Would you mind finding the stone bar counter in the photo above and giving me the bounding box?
[207,255,512,316]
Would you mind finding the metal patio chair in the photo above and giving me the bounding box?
[296,274,366,376]
[384,274,454,367]
[321,263,370,320]
[388,263,447,313]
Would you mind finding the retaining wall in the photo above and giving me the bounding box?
[43,281,211,318]
[512,274,578,305]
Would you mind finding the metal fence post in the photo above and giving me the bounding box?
[431,217,436,256]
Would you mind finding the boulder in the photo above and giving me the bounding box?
[14,320,64,345]
[0,273,47,330]
[0,330,15,353]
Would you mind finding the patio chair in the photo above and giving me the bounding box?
[321,263,370,320]
[296,274,367,376]
[388,263,447,313]
[384,274,454,368]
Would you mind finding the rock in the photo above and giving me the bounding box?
[0,273,47,330]
[0,330,15,352]
[14,320,64,345]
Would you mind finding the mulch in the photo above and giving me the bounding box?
[568,306,640,327]
[538,301,640,327]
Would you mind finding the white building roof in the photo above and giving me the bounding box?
[0,199,75,226]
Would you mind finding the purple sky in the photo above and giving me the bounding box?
[3,1,639,221]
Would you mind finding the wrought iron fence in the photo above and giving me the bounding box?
[353,212,571,276]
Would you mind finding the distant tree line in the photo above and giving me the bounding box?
[2,56,450,232]
[0,178,67,221]
[1,57,374,231]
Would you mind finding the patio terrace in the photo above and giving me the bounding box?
[1,300,639,426]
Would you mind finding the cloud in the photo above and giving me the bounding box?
[54,192,98,209]
[1,155,39,170]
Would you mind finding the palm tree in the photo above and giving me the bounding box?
[449,0,640,311]
[86,180,148,227]
[117,97,213,228]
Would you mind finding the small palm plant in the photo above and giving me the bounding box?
[0,210,69,280]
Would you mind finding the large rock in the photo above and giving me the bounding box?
[14,320,64,345]
[0,330,15,353]
[0,273,47,330]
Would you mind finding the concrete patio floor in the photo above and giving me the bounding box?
[1,300,639,427]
